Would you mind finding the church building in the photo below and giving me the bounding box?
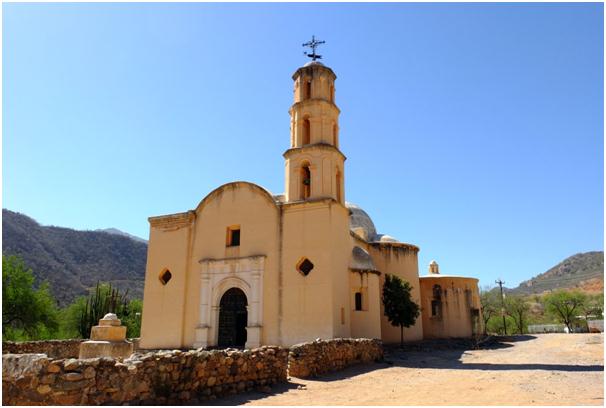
[139,45,482,350]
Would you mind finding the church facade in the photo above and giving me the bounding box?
[139,58,482,350]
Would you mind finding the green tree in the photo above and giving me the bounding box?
[486,314,517,335]
[579,293,604,331]
[382,274,420,347]
[544,290,586,332]
[2,255,59,340]
[505,295,530,334]
[480,288,499,335]
[121,299,143,338]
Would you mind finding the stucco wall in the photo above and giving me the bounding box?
[349,271,382,339]
[419,276,482,339]
[184,183,281,348]
[140,183,282,349]
[369,243,424,343]
[140,213,193,349]
[141,183,357,349]
[280,200,350,346]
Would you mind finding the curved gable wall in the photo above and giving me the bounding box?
[182,182,281,347]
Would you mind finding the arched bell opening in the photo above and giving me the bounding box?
[300,163,311,200]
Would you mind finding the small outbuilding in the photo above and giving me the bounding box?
[419,261,483,338]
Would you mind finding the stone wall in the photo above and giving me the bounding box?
[2,340,83,359]
[2,338,384,404]
[288,338,383,378]
[2,346,288,405]
[2,339,141,360]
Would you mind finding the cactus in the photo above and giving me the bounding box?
[78,282,129,338]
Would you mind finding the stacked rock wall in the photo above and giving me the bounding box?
[288,338,383,378]
[2,346,288,405]
[3,338,384,404]
[2,340,83,359]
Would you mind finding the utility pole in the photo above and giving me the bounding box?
[495,279,507,335]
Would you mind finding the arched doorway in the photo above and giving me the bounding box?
[217,287,248,348]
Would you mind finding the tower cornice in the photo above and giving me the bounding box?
[289,98,340,115]
[283,143,347,161]
[292,63,337,81]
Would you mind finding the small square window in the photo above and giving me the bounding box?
[226,226,240,247]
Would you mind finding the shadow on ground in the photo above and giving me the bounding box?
[182,335,604,405]
[305,335,603,384]
[200,381,306,406]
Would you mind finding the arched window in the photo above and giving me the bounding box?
[336,169,342,203]
[300,163,311,200]
[330,84,335,102]
[302,118,311,145]
[433,284,442,300]
[332,123,338,146]
[305,80,312,100]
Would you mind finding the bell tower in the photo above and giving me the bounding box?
[284,37,345,204]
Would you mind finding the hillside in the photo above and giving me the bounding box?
[510,251,604,295]
[96,228,148,244]
[2,209,147,306]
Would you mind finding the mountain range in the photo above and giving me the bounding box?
[2,209,147,306]
[2,209,603,307]
[507,251,603,295]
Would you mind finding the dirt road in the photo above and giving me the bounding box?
[213,334,603,406]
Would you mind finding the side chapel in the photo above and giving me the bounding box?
[140,43,482,350]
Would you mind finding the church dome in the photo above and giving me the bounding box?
[375,234,399,243]
[346,202,402,243]
[350,246,378,272]
[346,202,377,240]
[304,60,325,67]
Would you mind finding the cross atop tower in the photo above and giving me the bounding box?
[302,35,325,61]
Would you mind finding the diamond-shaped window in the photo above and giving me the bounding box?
[297,258,314,276]
[160,269,172,285]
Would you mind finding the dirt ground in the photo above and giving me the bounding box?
[211,333,604,406]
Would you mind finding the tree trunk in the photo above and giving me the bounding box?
[400,325,404,348]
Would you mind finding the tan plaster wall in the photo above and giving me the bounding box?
[284,146,344,203]
[369,244,424,343]
[140,183,281,349]
[279,200,350,346]
[183,183,281,348]
[349,271,382,339]
[140,221,192,349]
[328,204,355,339]
[419,276,482,339]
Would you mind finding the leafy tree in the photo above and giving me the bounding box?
[544,290,586,332]
[480,288,499,335]
[505,295,530,334]
[2,255,59,340]
[486,314,517,335]
[382,274,420,347]
[579,293,604,331]
[121,299,143,338]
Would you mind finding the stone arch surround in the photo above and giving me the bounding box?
[195,255,265,349]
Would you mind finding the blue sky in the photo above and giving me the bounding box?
[3,3,603,289]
